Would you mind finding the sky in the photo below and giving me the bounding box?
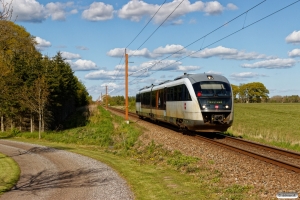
[2,0,300,100]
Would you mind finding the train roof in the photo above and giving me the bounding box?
[174,73,230,84]
[138,73,230,92]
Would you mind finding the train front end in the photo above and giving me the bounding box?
[189,74,233,132]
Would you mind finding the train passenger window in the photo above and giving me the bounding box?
[136,94,141,102]
[183,85,191,101]
[177,85,182,101]
[173,86,177,101]
[167,87,174,101]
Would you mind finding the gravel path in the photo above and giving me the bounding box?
[111,109,300,200]
[0,140,134,200]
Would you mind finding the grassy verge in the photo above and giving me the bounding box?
[226,103,300,152]
[0,153,20,195]
[0,106,253,199]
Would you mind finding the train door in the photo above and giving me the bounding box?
[163,87,167,118]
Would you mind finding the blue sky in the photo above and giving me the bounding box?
[4,0,300,100]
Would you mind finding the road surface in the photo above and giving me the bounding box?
[0,140,134,200]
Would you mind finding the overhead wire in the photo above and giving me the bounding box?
[107,0,168,90]
[132,0,186,55]
[112,0,300,94]
[128,0,267,80]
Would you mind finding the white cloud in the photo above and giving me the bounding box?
[6,0,76,22]
[153,44,186,55]
[206,70,223,75]
[288,49,300,57]
[85,70,122,80]
[35,37,51,50]
[69,59,98,71]
[204,1,223,15]
[61,51,81,60]
[70,9,78,14]
[9,0,47,22]
[118,1,235,24]
[226,3,238,10]
[76,46,89,50]
[107,48,156,58]
[45,2,67,21]
[190,46,271,60]
[285,30,300,44]
[241,58,296,69]
[191,46,236,58]
[230,72,266,81]
[171,19,184,25]
[139,60,201,72]
[82,2,114,21]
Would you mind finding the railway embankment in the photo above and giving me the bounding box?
[1,104,299,199]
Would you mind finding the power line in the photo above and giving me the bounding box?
[108,0,167,88]
[112,0,299,94]
[133,0,186,53]
[129,0,267,80]
[125,0,167,49]
[112,0,186,89]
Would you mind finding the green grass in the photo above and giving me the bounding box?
[227,103,300,151]
[0,105,253,199]
[0,153,20,195]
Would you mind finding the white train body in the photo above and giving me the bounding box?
[136,73,234,132]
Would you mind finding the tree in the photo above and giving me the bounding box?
[19,76,49,139]
[0,0,13,21]
[231,84,239,103]
[239,82,269,103]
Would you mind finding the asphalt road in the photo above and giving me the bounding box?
[0,140,134,200]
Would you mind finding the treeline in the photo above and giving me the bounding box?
[231,82,269,103]
[231,82,299,103]
[102,95,136,109]
[0,20,91,134]
[269,95,300,103]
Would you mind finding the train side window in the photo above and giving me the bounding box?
[173,86,177,101]
[183,85,191,101]
[136,94,140,102]
[178,85,183,101]
[151,90,156,108]
[167,87,173,101]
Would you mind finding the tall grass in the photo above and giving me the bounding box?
[227,103,300,151]
[15,106,141,150]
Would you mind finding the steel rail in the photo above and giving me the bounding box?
[107,106,300,173]
[194,135,300,173]
[217,133,300,159]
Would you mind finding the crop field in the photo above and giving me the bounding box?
[227,103,300,151]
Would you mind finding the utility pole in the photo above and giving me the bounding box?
[106,85,108,109]
[125,49,129,123]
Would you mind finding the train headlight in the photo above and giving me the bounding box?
[225,105,229,109]
[202,105,206,109]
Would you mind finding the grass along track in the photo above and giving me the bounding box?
[228,103,300,151]
[0,105,252,200]
[109,106,300,173]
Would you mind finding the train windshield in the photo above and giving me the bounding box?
[193,81,232,110]
[193,81,231,97]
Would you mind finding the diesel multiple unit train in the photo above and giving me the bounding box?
[136,73,233,132]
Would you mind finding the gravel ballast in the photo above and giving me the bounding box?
[112,109,300,200]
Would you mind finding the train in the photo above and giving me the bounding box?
[135,73,233,132]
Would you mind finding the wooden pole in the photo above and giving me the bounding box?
[125,49,129,122]
[106,85,108,109]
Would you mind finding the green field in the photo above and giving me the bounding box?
[228,103,300,151]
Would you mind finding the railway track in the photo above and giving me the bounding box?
[107,106,300,173]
